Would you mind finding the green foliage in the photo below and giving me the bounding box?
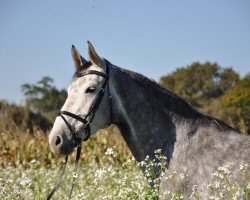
[21,76,67,123]
[160,62,239,107]
[221,73,250,133]
[221,73,250,116]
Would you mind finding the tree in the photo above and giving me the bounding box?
[159,62,239,107]
[21,76,67,123]
[221,73,250,133]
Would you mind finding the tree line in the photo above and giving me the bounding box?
[0,61,249,134]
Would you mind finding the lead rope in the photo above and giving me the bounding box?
[46,156,68,200]
[47,139,83,200]
[68,141,82,199]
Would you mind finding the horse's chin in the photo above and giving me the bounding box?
[50,144,75,156]
[60,145,75,156]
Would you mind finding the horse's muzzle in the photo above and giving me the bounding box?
[49,133,76,155]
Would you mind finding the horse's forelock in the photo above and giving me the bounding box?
[72,61,92,79]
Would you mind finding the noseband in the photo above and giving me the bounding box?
[47,61,112,200]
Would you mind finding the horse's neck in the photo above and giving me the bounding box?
[109,64,200,162]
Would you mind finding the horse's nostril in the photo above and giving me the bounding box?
[55,136,62,147]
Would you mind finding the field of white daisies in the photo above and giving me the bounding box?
[0,128,250,200]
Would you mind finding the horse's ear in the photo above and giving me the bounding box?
[87,41,101,66]
[71,45,87,70]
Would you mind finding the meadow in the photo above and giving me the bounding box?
[0,126,249,200]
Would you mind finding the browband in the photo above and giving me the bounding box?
[76,70,109,79]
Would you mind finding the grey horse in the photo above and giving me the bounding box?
[49,42,250,198]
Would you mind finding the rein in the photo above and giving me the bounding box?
[47,61,112,199]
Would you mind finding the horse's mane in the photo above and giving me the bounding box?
[124,68,176,96]
[110,60,189,104]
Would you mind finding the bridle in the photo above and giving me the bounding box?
[59,61,112,143]
[47,60,112,199]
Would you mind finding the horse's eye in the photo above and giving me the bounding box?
[86,86,96,93]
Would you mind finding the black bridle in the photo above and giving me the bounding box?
[47,61,112,200]
[59,64,112,143]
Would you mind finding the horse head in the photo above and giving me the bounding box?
[49,42,112,155]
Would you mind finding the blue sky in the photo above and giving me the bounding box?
[0,0,249,103]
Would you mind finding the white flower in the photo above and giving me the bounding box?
[218,165,230,175]
[105,146,118,157]
[29,159,37,164]
[209,196,220,200]
[154,149,162,154]
[180,173,186,179]
[192,184,198,192]
[73,172,78,179]
[246,182,250,190]
[94,168,105,179]
[19,176,32,187]
[29,159,40,168]
[214,181,220,189]
[138,160,146,167]
[239,164,248,172]
[212,172,219,177]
